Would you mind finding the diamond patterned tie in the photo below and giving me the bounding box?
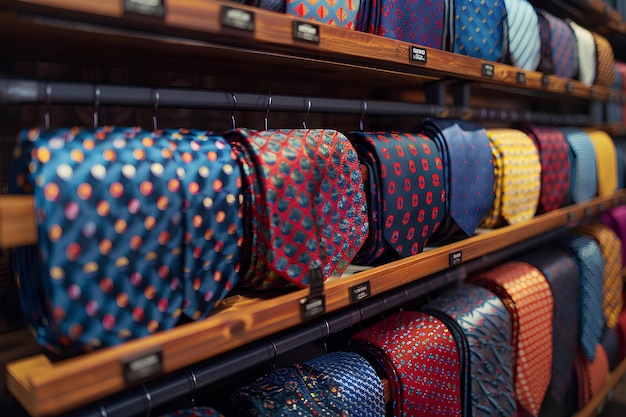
[11,127,244,355]
[592,31,615,87]
[600,205,626,267]
[286,0,360,29]
[519,125,571,213]
[569,20,597,86]
[347,311,462,417]
[536,9,579,79]
[452,0,507,61]
[559,233,605,361]
[158,407,224,417]
[423,284,516,417]
[225,128,369,289]
[576,222,623,329]
[305,352,386,416]
[413,118,495,243]
[348,131,445,265]
[356,0,448,49]
[480,129,541,228]
[584,130,618,197]
[516,247,579,405]
[503,0,541,71]
[573,345,609,408]
[560,128,598,204]
[469,261,553,417]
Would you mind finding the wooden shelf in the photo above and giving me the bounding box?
[2,190,625,416]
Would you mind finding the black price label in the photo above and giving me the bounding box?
[300,295,326,320]
[567,211,576,221]
[221,6,255,32]
[409,46,427,64]
[566,82,574,93]
[349,281,371,303]
[482,64,494,78]
[541,74,550,87]
[516,72,526,84]
[449,251,462,266]
[122,350,163,384]
[293,21,320,43]
[124,0,165,17]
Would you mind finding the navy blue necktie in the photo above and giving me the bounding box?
[452,0,507,61]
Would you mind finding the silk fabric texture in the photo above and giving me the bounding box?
[286,0,360,29]
[536,9,579,79]
[11,126,243,355]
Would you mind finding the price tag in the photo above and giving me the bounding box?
[541,74,550,87]
[449,251,462,266]
[566,82,574,93]
[409,46,427,64]
[124,0,165,17]
[221,6,255,32]
[300,267,325,320]
[293,21,320,44]
[516,72,526,85]
[482,64,494,78]
[349,281,371,303]
[122,350,163,384]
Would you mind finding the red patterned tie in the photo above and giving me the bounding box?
[520,125,570,213]
[348,311,462,417]
[470,261,553,417]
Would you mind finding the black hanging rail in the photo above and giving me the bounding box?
[0,78,592,126]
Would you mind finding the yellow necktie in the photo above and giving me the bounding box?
[481,129,542,228]
[584,130,618,196]
[577,222,623,328]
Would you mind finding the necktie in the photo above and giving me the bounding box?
[536,10,554,74]
[519,125,570,213]
[158,407,224,417]
[469,261,553,417]
[559,128,598,205]
[286,0,360,29]
[536,9,579,79]
[356,0,448,49]
[347,311,462,417]
[225,128,369,290]
[503,0,541,71]
[601,326,620,371]
[568,20,597,86]
[257,0,286,12]
[230,363,349,416]
[348,131,445,265]
[592,32,615,87]
[584,130,618,196]
[452,0,507,61]
[305,352,386,416]
[600,205,626,266]
[516,247,579,405]
[423,284,516,417]
[576,222,623,329]
[413,119,494,244]
[480,129,541,228]
[573,345,609,408]
[559,233,605,361]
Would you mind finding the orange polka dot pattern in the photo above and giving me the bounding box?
[225,128,368,290]
[470,261,553,417]
[11,126,243,355]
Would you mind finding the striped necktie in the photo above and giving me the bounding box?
[348,131,445,265]
[413,118,494,243]
[516,247,579,406]
[560,128,598,204]
[469,261,553,417]
[424,284,516,417]
[503,0,541,71]
[584,130,618,196]
[225,128,369,289]
[576,222,623,329]
[452,0,507,61]
[348,311,462,417]
[559,233,605,361]
[480,129,541,228]
[592,32,615,87]
[569,20,597,86]
[286,0,360,29]
[519,125,570,213]
[536,9,579,79]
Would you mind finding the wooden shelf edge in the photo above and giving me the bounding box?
[3,190,625,417]
[573,356,626,417]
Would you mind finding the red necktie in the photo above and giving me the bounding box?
[470,261,553,417]
[573,345,609,408]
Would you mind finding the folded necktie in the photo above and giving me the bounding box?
[584,130,618,197]
[286,0,360,29]
[601,326,620,371]
[225,128,368,289]
[568,20,596,86]
[600,205,626,267]
[592,31,615,87]
[536,9,579,79]
[502,0,541,71]
[560,128,598,204]
[452,0,507,61]
[413,119,494,243]
[573,345,609,408]
[348,131,445,265]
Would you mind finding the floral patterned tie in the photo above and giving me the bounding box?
[225,128,368,289]
[348,131,445,265]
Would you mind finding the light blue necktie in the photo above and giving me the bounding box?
[559,128,598,204]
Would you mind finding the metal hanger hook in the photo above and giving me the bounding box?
[98,402,108,417]
[142,384,152,417]
[44,83,52,130]
[322,318,330,353]
[189,368,198,407]
[270,339,278,370]
[359,99,368,131]
[302,95,311,129]
[93,85,101,129]
[230,91,237,130]
[264,89,272,131]
[152,89,160,131]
